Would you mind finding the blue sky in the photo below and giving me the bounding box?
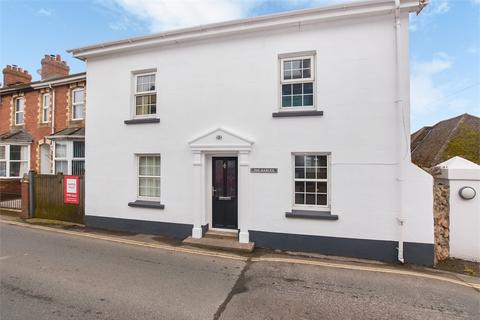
[0,0,478,131]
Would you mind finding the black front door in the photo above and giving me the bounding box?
[212,157,238,229]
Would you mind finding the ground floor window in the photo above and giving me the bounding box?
[137,154,161,199]
[54,140,85,175]
[0,144,29,178]
[293,153,329,207]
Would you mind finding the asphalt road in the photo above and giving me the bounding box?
[0,223,478,320]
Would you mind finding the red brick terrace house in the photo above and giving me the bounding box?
[0,55,86,196]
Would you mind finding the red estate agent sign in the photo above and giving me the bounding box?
[64,176,80,205]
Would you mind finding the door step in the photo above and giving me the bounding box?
[183,236,255,253]
[205,230,238,240]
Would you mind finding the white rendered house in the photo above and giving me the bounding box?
[69,0,434,265]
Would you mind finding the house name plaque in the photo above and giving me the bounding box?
[250,168,278,174]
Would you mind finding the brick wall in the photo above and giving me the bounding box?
[0,179,21,194]
[1,80,86,172]
[2,65,32,86]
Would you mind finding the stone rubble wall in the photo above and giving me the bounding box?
[433,180,450,263]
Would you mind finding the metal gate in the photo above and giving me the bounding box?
[0,179,22,211]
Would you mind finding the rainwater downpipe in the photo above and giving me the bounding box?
[394,0,405,264]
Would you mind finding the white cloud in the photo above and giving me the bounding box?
[99,0,361,32]
[101,0,256,32]
[410,0,450,32]
[467,45,478,54]
[37,8,52,16]
[411,53,471,115]
[430,0,450,14]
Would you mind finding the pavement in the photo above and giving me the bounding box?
[0,218,479,319]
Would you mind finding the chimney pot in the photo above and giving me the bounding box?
[2,64,32,87]
[41,53,70,80]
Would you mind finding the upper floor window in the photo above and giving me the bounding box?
[72,88,85,120]
[280,55,315,109]
[0,144,29,178]
[134,73,156,117]
[293,154,329,208]
[42,93,50,123]
[15,97,25,125]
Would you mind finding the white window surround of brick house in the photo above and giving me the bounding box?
[71,88,85,120]
[42,92,50,123]
[14,97,25,126]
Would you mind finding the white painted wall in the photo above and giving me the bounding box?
[436,157,480,262]
[84,12,433,245]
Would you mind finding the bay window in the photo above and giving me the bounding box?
[0,144,29,178]
[0,146,6,177]
[54,141,85,175]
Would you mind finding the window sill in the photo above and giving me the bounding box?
[128,200,165,209]
[285,209,338,220]
[124,118,160,125]
[272,110,323,118]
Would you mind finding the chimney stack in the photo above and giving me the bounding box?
[40,54,69,80]
[2,65,32,87]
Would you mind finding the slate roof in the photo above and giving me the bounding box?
[411,113,480,168]
[0,72,86,95]
[0,129,33,143]
[48,127,85,139]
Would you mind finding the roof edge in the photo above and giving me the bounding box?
[0,72,86,95]
[68,0,424,60]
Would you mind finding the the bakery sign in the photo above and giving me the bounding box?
[250,168,278,174]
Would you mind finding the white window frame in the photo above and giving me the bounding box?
[132,71,157,119]
[0,145,6,178]
[71,140,85,176]
[14,97,25,125]
[136,154,161,201]
[0,144,30,179]
[42,93,50,123]
[53,141,69,174]
[71,88,85,120]
[292,152,330,211]
[53,140,85,175]
[279,54,316,112]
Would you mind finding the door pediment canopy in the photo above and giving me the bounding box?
[189,128,253,152]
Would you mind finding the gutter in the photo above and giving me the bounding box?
[46,135,84,140]
[68,0,422,60]
[31,73,86,89]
